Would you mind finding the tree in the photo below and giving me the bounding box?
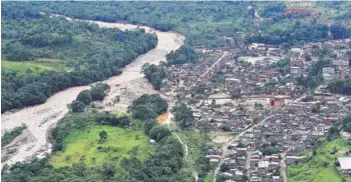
[91,83,109,101]
[99,130,108,141]
[118,115,131,127]
[76,90,92,105]
[166,45,197,65]
[71,100,85,112]
[141,63,167,90]
[131,94,168,115]
[148,126,171,142]
[132,105,158,120]
[144,119,157,135]
[331,23,351,39]
[172,103,195,129]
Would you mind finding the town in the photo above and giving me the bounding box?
[161,38,351,182]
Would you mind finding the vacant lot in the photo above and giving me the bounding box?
[288,136,351,182]
[50,125,154,168]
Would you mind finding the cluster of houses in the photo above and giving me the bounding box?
[161,37,351,181]
[213,93,350,181]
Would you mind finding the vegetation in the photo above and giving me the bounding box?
[296,59,331,89]
[49,125,153,168]
[328,79,351,95]
[130,94,168,120]
[177,131,214,181]
[271,57,291,68]
[342,116,351,133]
[1,59,68,76]
[2,91,192,181]
[1,124,27,147]
[1,3,157,112]
[288,136,351,182]
[76,90,92,105]
[95,112,131,128]
[166,45,197,65]
[141,63,167,90]
[172,102,195,129]
[70,100,85,113]
[10,1,350,49]
[70,83,110,113]
[245,23,330,45]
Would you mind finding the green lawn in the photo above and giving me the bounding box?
[1,59,69,76]
[50,125,154,168]
[288,136,351,182]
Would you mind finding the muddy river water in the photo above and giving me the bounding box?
[1,17,184,166]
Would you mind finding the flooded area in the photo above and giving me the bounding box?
[1,17,184,166]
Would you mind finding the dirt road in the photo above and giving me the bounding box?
[1,17,184,167]
[280,147,292,182]
[212,91,308,181]
[212,113,275,182]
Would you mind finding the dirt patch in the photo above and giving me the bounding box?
[1,17,184,167]
[1,129,37,163]
[103,78,158,113]
[157,113,169,125]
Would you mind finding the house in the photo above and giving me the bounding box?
[322,67,335,75]
[249,43,266,51]
[322,67,336,81]
[290,66,301,74]
[336,157,351,176]
[272,176,280,182]
[286,156,306,165]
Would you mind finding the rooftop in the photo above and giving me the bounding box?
[338,157,351,170]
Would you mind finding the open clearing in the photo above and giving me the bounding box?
[288,136,351,182]
[49,125,154,168]
[1,59,69,76]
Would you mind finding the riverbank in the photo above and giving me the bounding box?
[1,16,184,167]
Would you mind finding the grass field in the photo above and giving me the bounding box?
[288,136,351,182]
[1,59,69,76]
[50,125,154,168]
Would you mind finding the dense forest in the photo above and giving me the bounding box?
[1,3,157,112]
[7,1,350,48]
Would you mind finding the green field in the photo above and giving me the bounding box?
[50,125,155,168]
[288,136,351,182]
[1,59,69,76]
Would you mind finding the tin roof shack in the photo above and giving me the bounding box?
[336,157,351,177]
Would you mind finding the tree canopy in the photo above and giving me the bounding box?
[1,4,157,112]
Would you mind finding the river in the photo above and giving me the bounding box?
[1,17,184,167]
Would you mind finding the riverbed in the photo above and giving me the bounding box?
[1,17,184,166]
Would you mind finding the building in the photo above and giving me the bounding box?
[336,157,351,176]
